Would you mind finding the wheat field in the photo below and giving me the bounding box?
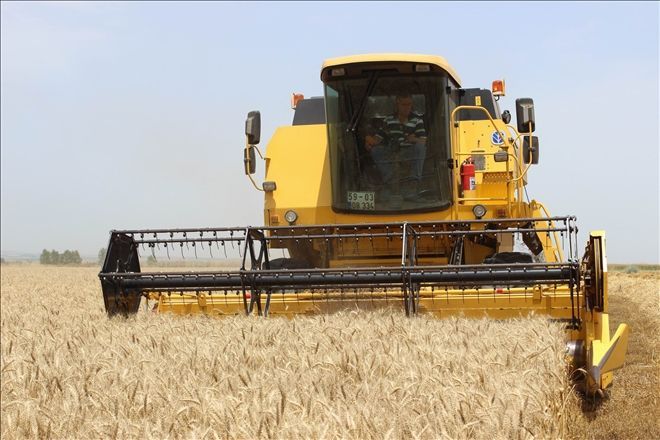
[1,265,657,439]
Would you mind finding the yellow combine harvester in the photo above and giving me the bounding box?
[100,54,628,393]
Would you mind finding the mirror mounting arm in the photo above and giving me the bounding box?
[246,173,264,192]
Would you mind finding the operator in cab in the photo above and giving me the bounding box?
[364,93,427,201]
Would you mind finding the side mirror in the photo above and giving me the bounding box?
[245,111,261,145]
[523,135,539,164]
[502,110,511,125]
[244,146,256,175]
[515,98,535,133]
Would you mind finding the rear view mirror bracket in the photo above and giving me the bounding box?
[515,98,535,133]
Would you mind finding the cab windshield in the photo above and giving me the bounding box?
[325,72,451,213]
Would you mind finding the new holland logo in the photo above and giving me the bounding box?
[491,131,505,145]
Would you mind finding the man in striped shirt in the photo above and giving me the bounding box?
[364,94,427,197]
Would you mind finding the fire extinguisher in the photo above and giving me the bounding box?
[461,159,476,191]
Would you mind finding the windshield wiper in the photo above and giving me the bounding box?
[346,71,380,133]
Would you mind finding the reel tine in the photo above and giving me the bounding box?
[368,226,374,253]
[165,242,170,260]
[139,232,146,255]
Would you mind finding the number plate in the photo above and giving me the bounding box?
[347,191,375,210]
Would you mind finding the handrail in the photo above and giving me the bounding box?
[508,131,534,183]
[450,105,515,217]
[534,202,565,262]
[505,124,525,204]
[450,106,538,218]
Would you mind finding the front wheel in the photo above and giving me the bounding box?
[263,258,311,270]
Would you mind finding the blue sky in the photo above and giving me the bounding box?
[1,1,658,263]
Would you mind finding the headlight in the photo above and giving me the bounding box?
[284,210,298,224]
[262,181,277,192]
[472,204,487,219]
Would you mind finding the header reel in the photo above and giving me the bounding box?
[100,217,580,320]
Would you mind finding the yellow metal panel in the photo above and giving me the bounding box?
[264,125,332,224]
[529,201,564,263]
[578,231,630,392]
[156,285,576,321]
[321,53,462,86]
[463,238,494,264]
[457,121,511,173]
[588,313,630,390]
[481,172,509,183]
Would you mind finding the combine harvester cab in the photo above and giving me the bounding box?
[99,54,628,394]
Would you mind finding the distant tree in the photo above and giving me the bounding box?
[40,249,82,265]
[98,248,107,265]
[60,250,82,265]
[146,255,157,265]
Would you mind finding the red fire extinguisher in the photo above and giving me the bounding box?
[461,160,476,191]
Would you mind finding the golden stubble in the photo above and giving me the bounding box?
[568,272,660,439]
[1,266,656,439]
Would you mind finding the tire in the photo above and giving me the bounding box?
[264,258,311,270]
[483,252,533,264]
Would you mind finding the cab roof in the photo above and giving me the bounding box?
[322,53,461,86]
